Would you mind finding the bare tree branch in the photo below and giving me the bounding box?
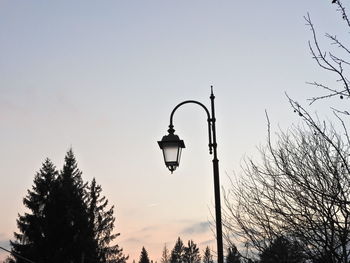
[304,11,350,107]
[223,118,350,262]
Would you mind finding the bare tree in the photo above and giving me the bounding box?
[223,119,350,262]
[223,1,350,262]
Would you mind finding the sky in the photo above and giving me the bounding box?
[0,1,348,262]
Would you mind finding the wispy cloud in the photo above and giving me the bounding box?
[0,241,10,249]
[140,225,159,232]
[122,225,161,244]
[181,221,211,235]
[199,239,215,246]
[0,233,10,249]
[147,203,159,208]
[0,238,10,260]
[124,237,142,243]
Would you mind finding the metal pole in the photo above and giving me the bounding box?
[165,88,224,263]
[210,88,224,263]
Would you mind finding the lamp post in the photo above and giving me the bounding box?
[158,87,223,263]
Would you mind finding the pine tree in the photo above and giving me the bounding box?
[10,149,127,263]
[48,149,96,263]
[160,244,170,263]
[183,240,201,263]
[87,178,128,263]
[259,236,305,263]
[139,247,151,263]
[226,244,241,263]
[170,237,185,263]
[202,247,213,263]
[10,158,58,263]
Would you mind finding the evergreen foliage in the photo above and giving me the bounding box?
[51,149,95,263]
[183,240,201,263]
[139,247,151,263]
[87,178,127,263]
[9,149,127,263]
[160,244,170,263]
[202,247,213,263]
[259,236,305,263]
[226,244,241,263]
[10,159,58,263]
[170,237,185,263]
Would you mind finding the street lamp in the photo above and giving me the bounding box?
[157,133,185,173]
[157,87,224,263]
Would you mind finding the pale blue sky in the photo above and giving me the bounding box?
[0,1,347,262]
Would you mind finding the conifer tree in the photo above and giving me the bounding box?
[202,247,213,263]
[160,244,170,263]
[226,244,241,263]
[49,149,96,263]
[10,159,58,263]
[139,247,151,263]
[183,240,201,263]
[87,178,128,263]
[170,237,185,263]
[10,149,127,263]
[259,236,305,263]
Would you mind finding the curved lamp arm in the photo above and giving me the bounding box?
[167,100,213,154]
[158,88,223,263]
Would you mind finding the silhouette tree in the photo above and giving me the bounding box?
[259,236,305,263]
[49,149,96,263]
[301,1,350,112]
[87,178,128,263]
[160,244,170,263]
[202,247,213,263]
[170,237,185,263]
[223,122,350,262]
[9,149,127,263]
[223,2,350,261]
[226,244,240,263]
[10,159,58,263]
[183,240,201,263]
[139,247,151,263]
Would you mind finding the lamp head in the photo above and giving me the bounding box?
[158,132,185,173]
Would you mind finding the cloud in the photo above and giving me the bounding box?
[0,239,11,260]
[140,225,159,232]
[122,225,161,244]
[199,239,215,246]
[0,234,10,249]
[0,240,10,247]
[181,221,211,235]
[147,203,159,208]
[123,237,142,243]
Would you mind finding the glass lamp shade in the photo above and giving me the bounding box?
[158,133,185,173]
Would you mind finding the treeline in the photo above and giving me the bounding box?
[6,149,127,263]
[135,237,240,263]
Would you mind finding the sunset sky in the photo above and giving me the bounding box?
[0,1,347,262]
